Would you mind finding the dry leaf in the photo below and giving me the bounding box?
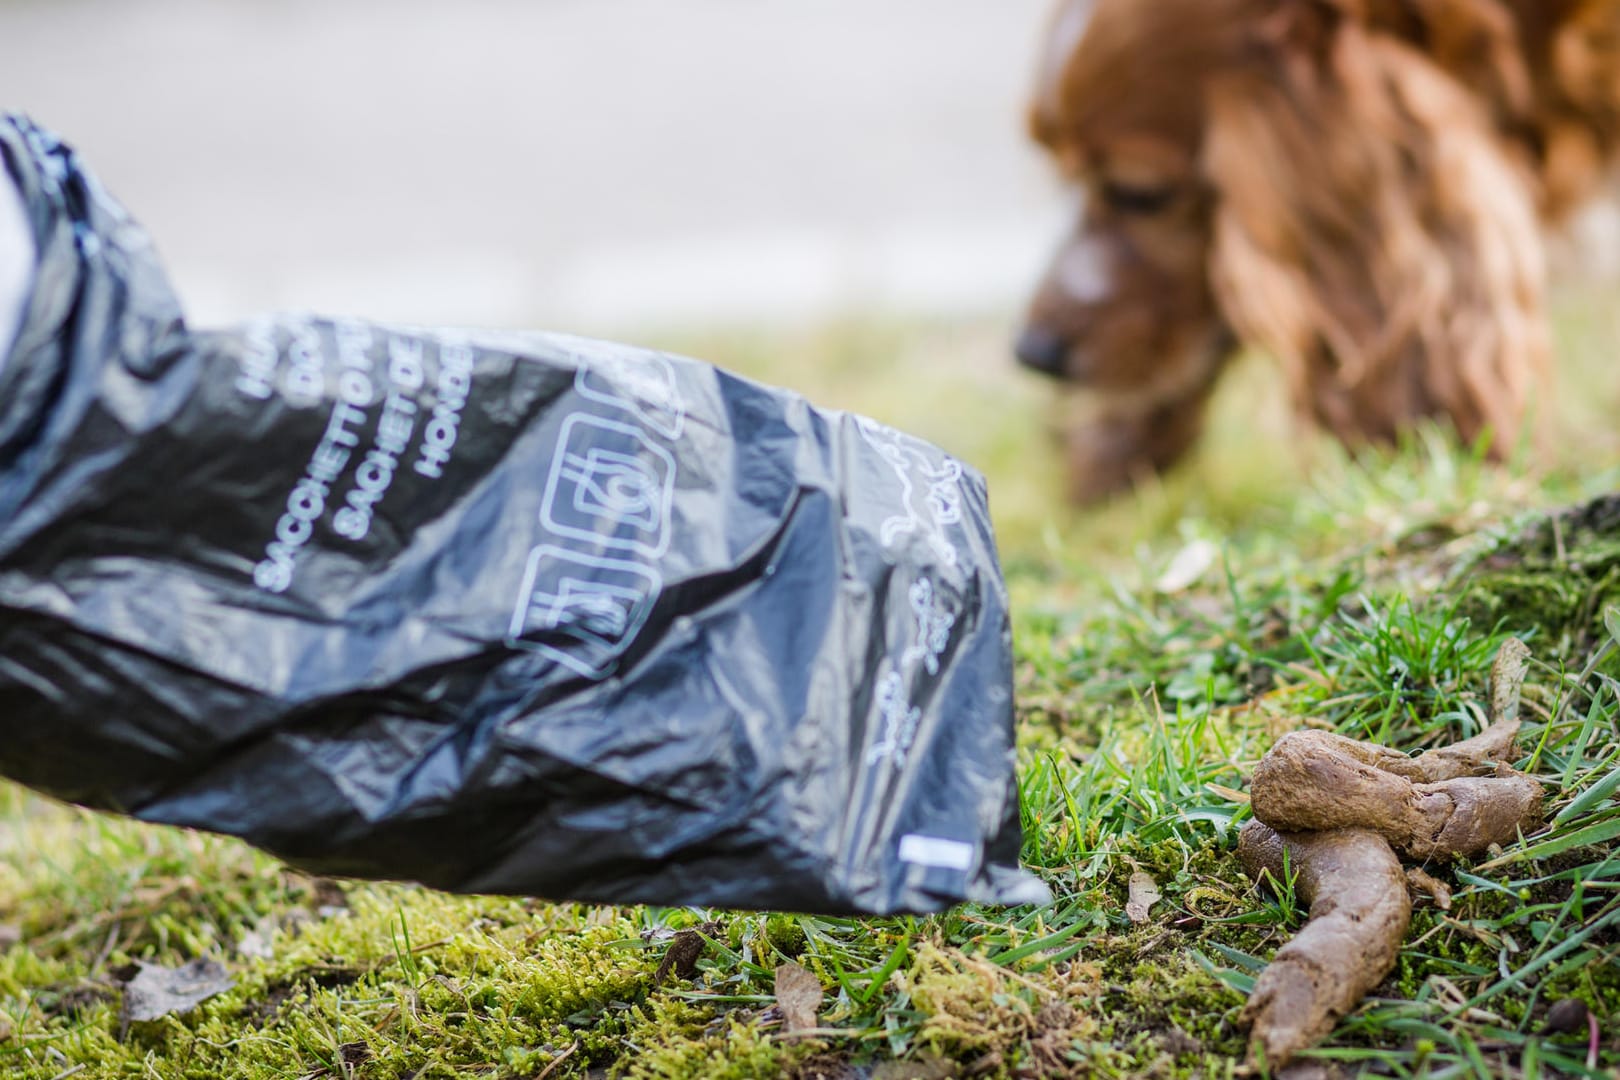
[652,921,720,985]
[235,929,273,961]
[235,914,280,960]
[774,961,822,1033]
[1155,539,1219,594]
[1205,783,1250,805]
[119,958,234,1024]
[1125,870,1161,924]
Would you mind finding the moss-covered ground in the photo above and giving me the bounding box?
[3,289,1620,1078]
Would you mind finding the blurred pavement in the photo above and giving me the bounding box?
[0,0,1067,334]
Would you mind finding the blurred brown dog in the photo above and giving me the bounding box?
[1019,0,1620,502]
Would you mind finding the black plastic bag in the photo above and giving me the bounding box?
[0,114,1049,915]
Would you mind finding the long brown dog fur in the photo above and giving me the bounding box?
[1019,0,1620,502]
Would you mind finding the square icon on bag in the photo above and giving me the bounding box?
[507,545,662,679]
[541,413,676,558]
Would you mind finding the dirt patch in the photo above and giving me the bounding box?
[790,1054,868,1080]
[1157,1025,1203,1057]
[39,981,118,1018]
[1023,1001,1081,1076]
[241,964,365,1029]
[239,981,299,1029]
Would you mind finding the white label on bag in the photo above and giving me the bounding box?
[898,835,975,871]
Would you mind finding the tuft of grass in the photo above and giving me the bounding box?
[1295,593,1511,744]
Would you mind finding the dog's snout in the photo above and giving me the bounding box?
[1015,324,1072,377]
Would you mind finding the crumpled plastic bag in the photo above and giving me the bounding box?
[0,113,1049,914]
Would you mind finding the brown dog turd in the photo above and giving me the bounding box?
[1237,822,1412,1069]
[1248,729,1544,857]
[1237,638,1546,1068]
[1021,0,1620,501]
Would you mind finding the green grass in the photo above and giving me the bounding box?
[3,289,1620,1077]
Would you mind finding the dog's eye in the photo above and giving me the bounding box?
[1100,180,1176,215]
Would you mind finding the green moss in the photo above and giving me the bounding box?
[619,1011,792,1080]
[1455,495,1620,657]
[763,914,807,959]
[900,942,1031,1059]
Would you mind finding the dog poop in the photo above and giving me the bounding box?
[1238,638,1543,1069]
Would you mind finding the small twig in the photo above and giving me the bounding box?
[90,924,120,974]
[535,1041,579,1080]
[1406,920,1448,949]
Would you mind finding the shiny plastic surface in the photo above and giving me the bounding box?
[0,115,1048,914]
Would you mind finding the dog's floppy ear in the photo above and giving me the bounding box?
[1553,0,1620,122]
[1201,9,1548,453]
[1388,1,1534,126]
[1254,0,1533,113]
[1545,0,1620,217]
[1029,0,1098,149]
[1253,0,1343,63]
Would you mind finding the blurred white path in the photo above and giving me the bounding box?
[0,0,1067,334]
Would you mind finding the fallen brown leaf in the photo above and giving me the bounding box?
[119,958,235,1025]
[1125,870,1161,924]
[774,961,822,1033]
[652,921,721,986]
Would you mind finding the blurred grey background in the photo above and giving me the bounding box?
[0,0,1067,336]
